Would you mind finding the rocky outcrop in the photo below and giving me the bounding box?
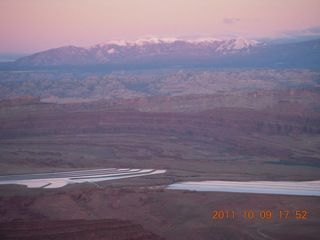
[0,90,319,163]
[1,69,319,102]
[100,87,320,113]
[0,97,319,140]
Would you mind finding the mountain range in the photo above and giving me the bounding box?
[10,37,320,69]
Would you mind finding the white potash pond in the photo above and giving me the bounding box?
[0,168,166,188]
[167,181,320,196]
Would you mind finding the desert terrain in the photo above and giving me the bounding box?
[0,69,320,239]
[0,70,320,240]
[1,0,320,238]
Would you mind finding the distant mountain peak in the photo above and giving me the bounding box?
[234,37,260,47]
[135,37,179,45]
[12,37,320,68]
[99,37,180,47]
[186,37,220,43]
[95,37,262,51]
[216,38,261,51]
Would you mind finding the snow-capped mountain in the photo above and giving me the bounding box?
[216,38,260,51]
[91,37,262,56]
[12,37,320,68]
[14,37,263,66]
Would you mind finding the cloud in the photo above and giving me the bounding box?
[257,26,320,44]
[281,25,320,37]
[223,18,240,24]
[308,26,320,34]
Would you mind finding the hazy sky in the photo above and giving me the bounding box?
[1,0,320,53]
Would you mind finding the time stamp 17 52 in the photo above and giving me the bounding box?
[212,210,310,220]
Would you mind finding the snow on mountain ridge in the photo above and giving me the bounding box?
[12,38,320,68]
[216,38,261,51]
[97,37,261,51]
[186,37,220,44]
[99,37,179,47]
[135,37,179,45]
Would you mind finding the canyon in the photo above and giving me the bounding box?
[1,58,320,239]
[0,85,320,239]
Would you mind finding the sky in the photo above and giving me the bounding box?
[1,0,320,53]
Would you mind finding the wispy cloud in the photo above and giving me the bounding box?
[257,26,320,44]
[280,25,320,37]
[222,18,240,24]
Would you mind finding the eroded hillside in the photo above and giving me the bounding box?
[1,69,319,103]
[1,88,319,176]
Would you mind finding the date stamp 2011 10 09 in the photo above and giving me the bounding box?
[212,210,309,220]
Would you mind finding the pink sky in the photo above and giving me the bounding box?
[1,0,320,53]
